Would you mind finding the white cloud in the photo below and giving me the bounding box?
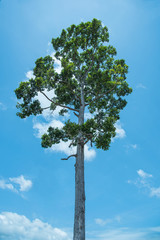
[25,72,61,120]
[34,90,63,120]
[51,52,62,74]
[25,70,35,79]
[128,169,160,199]
[50,141,96,161]
[33,119,64,138]
[0,211,159,240]
[25,51,62,81]
[9,175,32,192]
[113,121,126,141]
[0,180,16,192]
[0,212,71,240]
[0,175,32,193]
[137,169,152,179]
[84,144,96,161]
[150,187,160,198]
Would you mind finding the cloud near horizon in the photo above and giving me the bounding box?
[0,212,71,240]
[88,226,160,240]
[0,212,160,240]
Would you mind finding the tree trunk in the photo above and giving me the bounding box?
[73,142,85,240]
[73,80,85,240]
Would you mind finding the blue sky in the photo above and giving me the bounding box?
[0,0,160,239]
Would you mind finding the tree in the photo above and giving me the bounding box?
[15,18,132,240]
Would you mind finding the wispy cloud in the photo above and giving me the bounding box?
[150,187,160,198]
[131,144,137,149]
[128,169,160,198]
[0,180,16,192]
[87,226,160,240]
[95,215,121,226]
[0,102,7,110]
[0,212,71,240]
[124,143,138,152]
[0,175,32,194]
[136,83,146,89]
[137,169,152,179]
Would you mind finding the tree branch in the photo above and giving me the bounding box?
[83,133,94,145]
[42,106,50,110]
[85,85,117,106]
[40,91,79,112]
[73,112,79,117]
[61,154,77,160]
[84,139,89,145]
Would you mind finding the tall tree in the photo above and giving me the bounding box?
[15,19,132,240]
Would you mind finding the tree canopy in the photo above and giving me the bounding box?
[15,18,132,153]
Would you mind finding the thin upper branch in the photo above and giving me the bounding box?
[85,85,117,106]
[42,106,50,110]
[40,91,79,112]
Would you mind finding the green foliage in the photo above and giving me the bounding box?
[42,127,68,148]
[15,18,132,152]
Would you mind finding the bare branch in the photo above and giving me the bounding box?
[42,106,50,110]
[69,137,77,147]
[74,112,79,117]
[40,91,53,103]
[61,154,77,160]
[40,91,79,112]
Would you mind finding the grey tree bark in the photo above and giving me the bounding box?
[73,81,85,240]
